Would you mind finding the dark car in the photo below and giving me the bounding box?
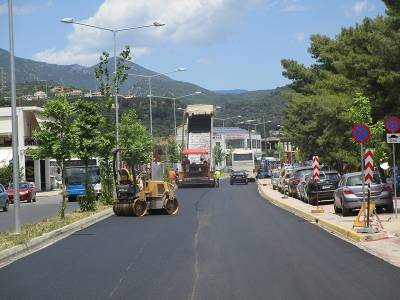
[287,167,313,198]
[300,171,340,205]
[230,171,248,185]
[333,172,393,216]
[7,182,37,203]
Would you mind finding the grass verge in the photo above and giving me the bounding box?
[0,204,111,252]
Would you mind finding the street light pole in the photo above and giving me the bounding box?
[128,68,186,136]
[8,0,21,234]
[148,77,153,135]
[113,31,119,149]
[150,91,201,139]
[61,18,165,146]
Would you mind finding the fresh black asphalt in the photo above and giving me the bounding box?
[0,195,79,232]
[1,179,400,299]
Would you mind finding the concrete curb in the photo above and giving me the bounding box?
[257,182,367,242]
[0,208,113,268]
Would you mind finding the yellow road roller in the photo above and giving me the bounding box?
[112,149,179,217]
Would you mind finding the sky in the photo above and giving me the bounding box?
[0,0,387,91]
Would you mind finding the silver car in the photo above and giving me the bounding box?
[333,172,393,216]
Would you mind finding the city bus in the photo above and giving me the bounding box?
[64,159,101,201]
[231,149,256,181]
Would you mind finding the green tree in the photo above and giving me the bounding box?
[276,144,286,162]
[94,46,132,205]
[31,97,76,218]
[119,110,153,168]
[73,100,104,211]
[166,139,181,163]
[213,144,224,167]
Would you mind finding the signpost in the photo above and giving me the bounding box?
[364,149,374,227]
[311,156,323,213]
[385,117,400,219]
[352,124,371,228]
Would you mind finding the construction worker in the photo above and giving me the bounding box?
[214,169,221,187]
[169,168,176,184]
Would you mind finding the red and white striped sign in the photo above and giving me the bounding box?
[312,156,320,180]
[364,149,374,184]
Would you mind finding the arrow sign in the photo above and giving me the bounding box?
[385,116,400,133]
[352,124,371,144]
[312,155,320,180]
[364,149,374,184]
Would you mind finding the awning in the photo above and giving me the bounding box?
[0,148,12,167]
[182,149,209,155]
[0,117,12,135]
[185,104,214,116]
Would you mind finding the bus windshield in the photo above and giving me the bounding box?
[65,167,100,185]
[233,153,253,161]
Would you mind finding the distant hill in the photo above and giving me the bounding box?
[0,48,289,136]
[214,89,248,95]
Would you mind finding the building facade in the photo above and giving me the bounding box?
[0,107,51,191]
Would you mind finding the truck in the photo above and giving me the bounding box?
[231,149,256,181]
[178,104,216,187]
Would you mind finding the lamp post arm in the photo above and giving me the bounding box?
[71,21,113,32]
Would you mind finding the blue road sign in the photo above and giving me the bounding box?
[352,123,371,144]
[385,116,400,133]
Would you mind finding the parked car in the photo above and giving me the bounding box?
[230,170,248,185]
[296,173,312,201]
[7,181,37,203]
[333,172,393,216]
[287,167,314,198]
[271,170,280,190]
[0,184,9,211]
[299,171,340,205]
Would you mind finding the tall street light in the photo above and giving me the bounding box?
[128,68,186,135]
[214,115,242,127]
[151,91,202,138]
[61,17,165,150]
[8,0,21,233]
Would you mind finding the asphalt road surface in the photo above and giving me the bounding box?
[0,195,79,232]
[1,180,400,300]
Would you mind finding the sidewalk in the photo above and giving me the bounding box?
[36,190,62,198]
[257,179,400,267]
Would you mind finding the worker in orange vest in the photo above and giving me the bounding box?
[169,168,177,184]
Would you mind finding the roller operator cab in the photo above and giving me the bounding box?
[112,149,179,217]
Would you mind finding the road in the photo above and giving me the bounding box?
[0,195,79,232]
[1,180,400,299]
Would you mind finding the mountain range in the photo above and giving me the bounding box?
[0,48,288,128]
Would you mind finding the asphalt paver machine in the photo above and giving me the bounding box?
[112,149,179,217]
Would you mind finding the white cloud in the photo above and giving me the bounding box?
[33,47,152,66]
[32,0,266,66]
[351,1,375,16]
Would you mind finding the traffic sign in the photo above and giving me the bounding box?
[387,133,400,144]
[352,124,371,144]
[364,149,374,184]
[385,116,400,133]
[312,156,320,180]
